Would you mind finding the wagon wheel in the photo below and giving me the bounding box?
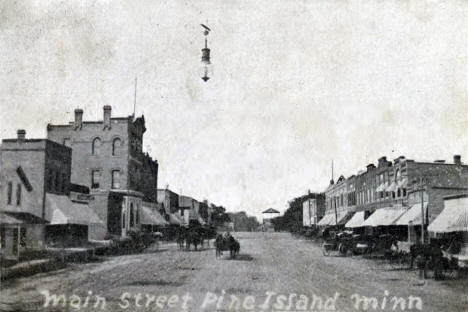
[338,243,348,255]
[322,243,331,256]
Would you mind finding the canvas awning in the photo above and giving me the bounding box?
[345,211,366,228]
[140,206,168,226]
[317,213,334,226]
[0,212,24,225]
[169,213,183,225]
[376,184,387,192]
[45,193,103,225]
[360,207,407,227]
[317,211,350,226]
[395,202,428,226]
[428,202,468,233]
[198,216,206,225]
[397,178,408,189]
[386,182,397,192]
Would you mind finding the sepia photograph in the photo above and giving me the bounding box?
[0,1,467,311]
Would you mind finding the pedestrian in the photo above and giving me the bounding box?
[416,253,426,283]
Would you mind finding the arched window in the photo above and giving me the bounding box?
[92,138,101,155]
[130,203,134,227]
[112,138,121,156]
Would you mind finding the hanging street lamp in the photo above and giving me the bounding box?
[200,23,212,82]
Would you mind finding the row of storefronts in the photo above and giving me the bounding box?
[0,106,215,260]
[303,155,468,247]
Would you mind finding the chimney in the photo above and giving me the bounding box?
[366,163,376,172]
[17,129,26,141]
[103,105,112,130]
[454,155,462,165]
[378,156,387,167]
[74,109,83,130]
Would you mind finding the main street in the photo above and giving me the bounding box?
[1,233,467,312]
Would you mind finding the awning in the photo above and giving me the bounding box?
[140,206,168,226]
[360,207,407,227]
[317,213,334,226]
[317,211,350,226]
[395,202,428,226]
[386,182,397,192]
[345,211,366,228]
[397,178,408,189]
[376,184,386,192]
[169,213,183,225]
[0,212,24,225]
[428,201,468,233]
[45,193,103,225]
[198,216,206,225]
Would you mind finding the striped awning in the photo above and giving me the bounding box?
[395,202,428,226]
[317,211,350,226]
[361,207,407,227]
[345,211,366,228]
[429,199,468,233]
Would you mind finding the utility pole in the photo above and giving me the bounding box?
[413,177,427,244]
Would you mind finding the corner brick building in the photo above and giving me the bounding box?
[47,106,159,239]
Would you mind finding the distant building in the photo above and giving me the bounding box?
[157,188,184,226]
[302,194,326,227]
[262,208,280,232]
[329,155,468,233]
[0,130,101,258]
[47,106,159,239]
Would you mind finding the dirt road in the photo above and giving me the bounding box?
[1,232,467,311]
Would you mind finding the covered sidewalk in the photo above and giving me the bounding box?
[360,206,407,227]
[45,193,103,226]
[318,210,352,226]
[395,202,428,226]
[345,211,366,228]
[141,204,169,227]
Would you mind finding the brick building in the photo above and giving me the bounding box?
[342,155,468,234]
[319,175,353,226]
[0,130,101,258]
[46,106,159,239]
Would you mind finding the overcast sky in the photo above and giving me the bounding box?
[1,0,467,220]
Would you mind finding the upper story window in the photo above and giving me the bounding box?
[48,171,54,191]
[16,183,21,206]
[91,170,101,189]
[7,182,12,205]
[130,204,135,227]
[395,169,401,181]
[92,138,101,155]
[136,205,140,225]
[112,170,120,189]
[112,138,122,156]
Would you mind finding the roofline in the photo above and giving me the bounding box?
[443,193,468,200]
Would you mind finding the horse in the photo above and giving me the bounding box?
[185,229,203,251]
[215,234,240,258]
[176,230,186,250]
